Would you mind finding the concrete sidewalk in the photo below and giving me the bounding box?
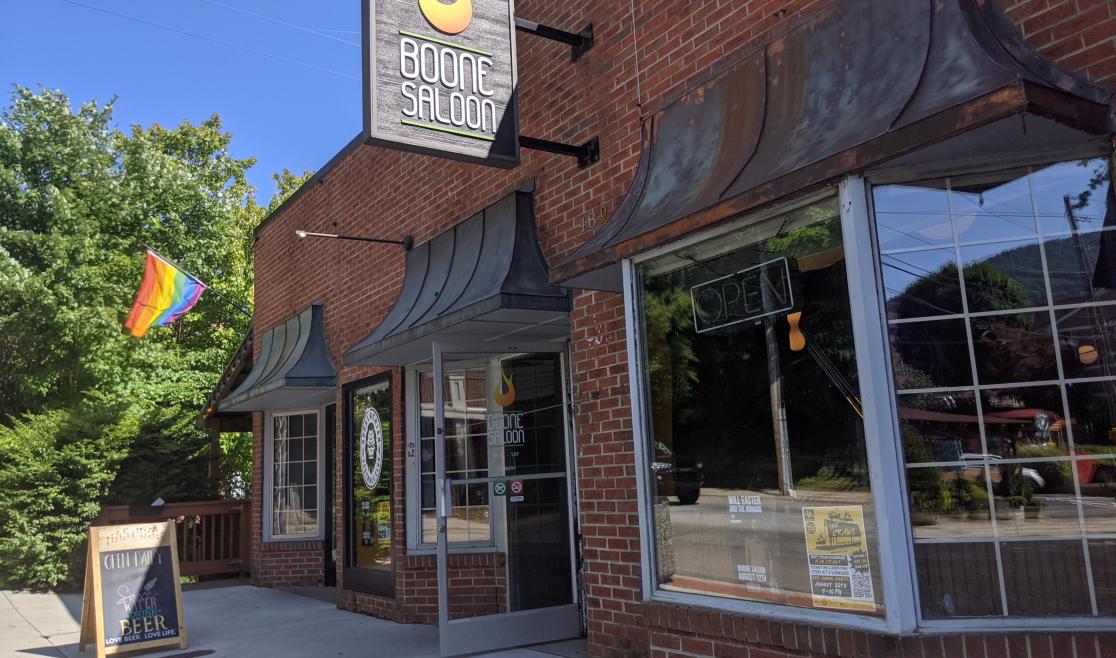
[0,584,587,658]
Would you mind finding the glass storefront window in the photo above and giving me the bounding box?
[269,411,320,539]
[637,197,885,616]
[347,375,393,577]
[873,157,1116,619]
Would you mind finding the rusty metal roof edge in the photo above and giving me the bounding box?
[552,82,1071,286]
[969,0,1112,107]
[636,2,838,121]
[200,325,254,426]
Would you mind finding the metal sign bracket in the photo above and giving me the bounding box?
[520,136,600,169]
[515,19,594,61]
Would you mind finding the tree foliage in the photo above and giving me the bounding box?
[0,86,280,588]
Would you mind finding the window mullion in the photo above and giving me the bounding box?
[839,174,919,634]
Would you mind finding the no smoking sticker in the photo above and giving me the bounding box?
[509,479,524,502]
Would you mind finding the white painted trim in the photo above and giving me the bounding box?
[650,590,890,633]
[263,408,325,543]
[622,259,658,601]
[629,187,836,265]
[840,175,919,633]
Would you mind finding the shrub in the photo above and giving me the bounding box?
[0,396,136,590]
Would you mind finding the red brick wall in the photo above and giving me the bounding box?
[339,553,508,624]
[246,0,1116,656]
[249,413,325,587]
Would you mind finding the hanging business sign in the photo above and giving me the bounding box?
[363,0,520,168]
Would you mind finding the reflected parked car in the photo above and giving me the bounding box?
[653,441,705,504]
[960,453,1046,494]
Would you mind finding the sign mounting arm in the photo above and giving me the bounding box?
[519,136,600,169]
[514,19,594,61]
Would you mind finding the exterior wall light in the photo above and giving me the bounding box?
[295,230,414,251]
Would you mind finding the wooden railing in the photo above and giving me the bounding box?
[96,500,251,578]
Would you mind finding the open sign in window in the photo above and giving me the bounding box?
[690,257,794,333]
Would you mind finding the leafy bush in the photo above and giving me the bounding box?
[0,396,136,590]
[1017,444,1073,490]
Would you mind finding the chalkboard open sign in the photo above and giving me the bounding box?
[79,521,187,657]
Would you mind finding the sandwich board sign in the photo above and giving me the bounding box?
[79,521,187,657]
[363,0,520,167]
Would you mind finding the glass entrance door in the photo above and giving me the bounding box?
[432,342,580,656]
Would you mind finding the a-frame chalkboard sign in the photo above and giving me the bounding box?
[79,521,188,657]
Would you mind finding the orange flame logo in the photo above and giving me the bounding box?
[418,0,473,35]
[493,371,516,407]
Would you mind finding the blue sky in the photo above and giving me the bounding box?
[1,0,364,199]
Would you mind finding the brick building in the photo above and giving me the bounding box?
[206,0,1116,656]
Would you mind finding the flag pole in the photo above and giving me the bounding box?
[143,245,252,318]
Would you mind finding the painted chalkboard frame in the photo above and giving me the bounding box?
[79,521,188,658]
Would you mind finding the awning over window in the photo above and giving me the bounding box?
[202,327,253,431]
[344,191,570,366]
[218,303,337,412]
[552,0,1115,291]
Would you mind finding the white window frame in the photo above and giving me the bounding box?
[404,364,501,554]
[263,408,326,542]
[865,159,1116,634]
[623,169,1116,635]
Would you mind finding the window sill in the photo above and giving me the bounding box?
[647,590,1116,637]
[406,545,499,556]
[647,589,891,634]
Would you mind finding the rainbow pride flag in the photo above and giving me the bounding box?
[124,249,207,337]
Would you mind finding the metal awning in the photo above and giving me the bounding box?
[553,0,1115,291]
[218,303,337,412]
[202,327,254,431]
[345,191,570,366]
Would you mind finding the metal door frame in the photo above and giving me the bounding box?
[432,340,581,656]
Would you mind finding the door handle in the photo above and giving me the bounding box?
[437,478,453,518]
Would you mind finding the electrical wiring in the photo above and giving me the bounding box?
[199,0,359,47]
[54,0,359,81]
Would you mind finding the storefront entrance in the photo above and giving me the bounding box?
[431,342,580,656]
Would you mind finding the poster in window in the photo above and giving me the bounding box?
[801,506,876,612]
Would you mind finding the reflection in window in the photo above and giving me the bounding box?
[418,370,491,545]
[638,197,884,616]
[874,158,1116,619]
[270,412,319,538]
[349,377,392,571]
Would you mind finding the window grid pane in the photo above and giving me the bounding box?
[875,158,1116,619]
[417,368,494,546]
[271,412,319,538]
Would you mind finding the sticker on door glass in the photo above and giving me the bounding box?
[801,506,875,612]
[735,563,768,586]
[360,407,384,489]
[728,494,762,524]
[487,371,526,448]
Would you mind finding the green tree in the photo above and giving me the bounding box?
[269,168,314,213]
[0,86,278,588]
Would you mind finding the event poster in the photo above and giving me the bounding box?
[801,505,876,612]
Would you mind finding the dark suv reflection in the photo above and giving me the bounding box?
[652,441,705,504]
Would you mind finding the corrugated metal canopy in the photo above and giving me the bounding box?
[553,0,1115,291]
[218,303,337,412]
[344,191,570,366]
[202,327,253,431]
